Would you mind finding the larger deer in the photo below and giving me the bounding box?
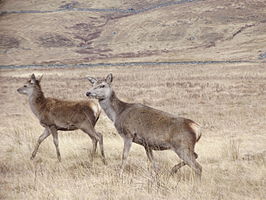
[86,74,202,178]
[17,74,106,163]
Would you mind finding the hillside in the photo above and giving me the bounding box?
[0,0,266,65]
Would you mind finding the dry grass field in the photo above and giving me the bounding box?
[0,64,266,199]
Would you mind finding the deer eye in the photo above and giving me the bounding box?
[23,85,27,87]
[100,85,105,88]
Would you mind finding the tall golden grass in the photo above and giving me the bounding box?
[0,63,265,199]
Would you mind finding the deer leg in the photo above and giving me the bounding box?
[120,137,133,176]
[144,146,157,170]
[144,146,154,162]
[31,128,51,160]
[91,137,98,156]
[170,162,186,175]
[171,152,198,175]
[50,127,61,162]
[173,148,202,180]
[96,131,106,164]
[81,124,106,164]
[86,134,98,157]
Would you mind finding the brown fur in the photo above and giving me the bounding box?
[17,74,106,163]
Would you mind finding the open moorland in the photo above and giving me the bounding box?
[0,64,265,199]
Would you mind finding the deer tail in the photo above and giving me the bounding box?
[189,122,202,142]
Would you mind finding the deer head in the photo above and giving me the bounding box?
[17,74,43,96]
[86,73,113,100]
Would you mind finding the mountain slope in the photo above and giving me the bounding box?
[0,0,265,65]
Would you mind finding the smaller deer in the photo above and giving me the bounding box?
[17,74,106,163]
[86,74,202,178]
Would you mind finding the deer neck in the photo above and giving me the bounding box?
[99,91,127,123]
[29,86,46,119]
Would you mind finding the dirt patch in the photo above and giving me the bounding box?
[0,34,19,51]
[38,33,74,48]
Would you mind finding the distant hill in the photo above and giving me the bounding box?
[0,0,265,65]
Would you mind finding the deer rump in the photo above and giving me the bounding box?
[114,104,199,151]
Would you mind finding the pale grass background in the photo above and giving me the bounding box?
[0,64,265,199]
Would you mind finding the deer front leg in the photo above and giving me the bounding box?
[120,137,133,176]
[31,128,51,160]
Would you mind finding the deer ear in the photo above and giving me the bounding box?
[87,76,97,85]
[106,73,113,84]
[30,74,36,83]
[31,74,36,80]
[38,75,43,82]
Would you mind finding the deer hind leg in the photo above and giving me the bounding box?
[171,152,198,175]
[170,162,186,175]
[31,128,51,160]
[81,123,106,164]
[144,146,157,170]
[173,148,202,179]
[92,137,98,156]
[144,146,154,162]
[50,127,61,162]
[87,134,98,157]
[96,131,106,164]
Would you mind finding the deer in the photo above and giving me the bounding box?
[17,74,106,164]
[85,73,202,179]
